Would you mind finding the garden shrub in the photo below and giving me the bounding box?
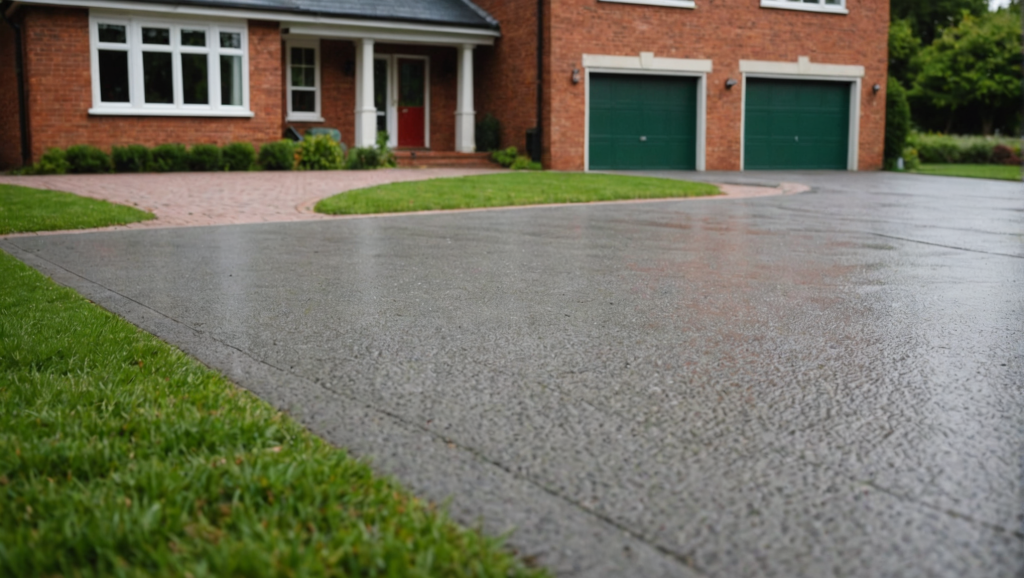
[258,140,296,171]
[901,146,921,170]
[992,144,1021,166]
[112,145,151,173]
[476,113,501,152]
[221,142,256,171]
[908,132,1020,164]
[491,146,519,167]
[188,144,223,171]
[148,143,189,172]
[297,134,344,170]
[509,156,542,171]
[65,145,112,174]
[376,131,397,168]
[30,148,71,175]
[884,78,910,164]
[345,146,381,170]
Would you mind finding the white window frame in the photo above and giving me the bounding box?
[285,39,323,122]
[760,0,848,15]
[598,0,695,9]
[88,12,251,117]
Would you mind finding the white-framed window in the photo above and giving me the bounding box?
[89,13,252,116]
[286,39,322,122]
[760,0,848,14]
[597,0,696,9]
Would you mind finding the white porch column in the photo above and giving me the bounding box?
[455,44,476,153]
[354,38,377,148]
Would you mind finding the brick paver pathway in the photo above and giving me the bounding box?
[0,169,805,234]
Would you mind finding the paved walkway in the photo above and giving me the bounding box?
[0,169,805,233]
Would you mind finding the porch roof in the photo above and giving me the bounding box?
[105,0,498,29]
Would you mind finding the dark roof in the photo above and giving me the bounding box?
[125,0,499,29]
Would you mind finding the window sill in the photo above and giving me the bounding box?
[759,1,848,14]
[285,115,325,123]
[89,108,255,118]
[598,0,695,8]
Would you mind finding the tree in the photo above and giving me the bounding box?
[888,18,922,88]
[885,78,912,163]
[890,0,987,45]
[910,9,1023,134]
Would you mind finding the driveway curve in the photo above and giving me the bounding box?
[2,171,1021,577]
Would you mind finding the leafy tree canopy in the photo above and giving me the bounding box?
[890,0,988,44]
[888,18,922,87]
[909,9,1023,134]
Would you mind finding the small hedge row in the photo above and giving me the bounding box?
[491,146,542,171]
[907,132,1022,165]
[18,134,398,175]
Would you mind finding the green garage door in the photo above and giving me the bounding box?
[744,79,851,170]
[589,74,697,170]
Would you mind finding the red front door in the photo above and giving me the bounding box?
[397,58,426,148]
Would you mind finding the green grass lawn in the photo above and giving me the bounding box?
[0,184,154,234]
[912,163,1022,182]
[0,250,547,578]
[315,172,720,215]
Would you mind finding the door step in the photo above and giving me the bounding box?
[394,151,499,169]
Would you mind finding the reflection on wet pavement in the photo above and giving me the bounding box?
[3,171,1022,577]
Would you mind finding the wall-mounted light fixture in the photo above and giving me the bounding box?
[872,83,882,93]
[725,78,738,90]
[572,65,581,85]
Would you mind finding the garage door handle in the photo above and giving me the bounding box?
[640,136,647,142]
[795,136,799,142]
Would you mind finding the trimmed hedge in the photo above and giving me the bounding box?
[258,140,296,171]
[65,145,112,174]
[188,144,223,172]
[297,135,344,171]
[149,143,190,172]
[222,142,256,171]
[884,78,910,164]
[112,145,151,173]
[908,133,1022,165]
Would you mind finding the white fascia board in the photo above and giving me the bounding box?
[284,24,495,46]
[89,108,255,117]
[740,56,863,78]
[15,0,501,40]
[583,52,712,73]
[598,0,695,9]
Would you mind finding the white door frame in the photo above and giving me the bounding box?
[379,53,430,149]
[583,67,708,172]
[740,73,862,171]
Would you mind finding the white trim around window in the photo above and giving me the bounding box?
[598,0,696,9]
[88,12,252,116]
[285,39,323,122]
[760,0,848,15]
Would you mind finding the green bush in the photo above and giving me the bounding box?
[65,145,112,174]
[30,148,71,175]
[297,134,344,170]
[491,146,519,167]
[476,113,501,152]
[111,145,151,173]
[188,143,223,171]
[902,146,921,170]
[345,146,381,170]
[258,140,296,171]
[148,143,189,172]
[908,132,1019,164]
[509,156,542,171]
[221,142,256,171]
[884,78,911,163]
[376,131,397,168]
[992,144,1021,166]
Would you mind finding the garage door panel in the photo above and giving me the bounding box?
[745,79,850,170]
[589,74,698,171]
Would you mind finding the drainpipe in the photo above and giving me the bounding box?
[533,0,543,163]
[1,1,29,167]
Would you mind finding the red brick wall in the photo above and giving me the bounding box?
[473,0,539,154]
[0,14,23,169]
[546,0,889,171]
[287,41,458,151]
[17,6,282,164]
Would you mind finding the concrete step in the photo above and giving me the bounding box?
[394,151,499,169]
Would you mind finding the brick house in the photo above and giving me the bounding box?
[0,0,889,172]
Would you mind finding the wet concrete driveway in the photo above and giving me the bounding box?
[2,172,1022,577]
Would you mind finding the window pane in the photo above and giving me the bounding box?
[181,53,209,104]
[98,50,129,102]
[143,52,173,103]
[220,32,241,49]
[373,59,387,110]
[220,54,242,106]
[398,59,424,107]
[292,90,315,112]
[142,27,170,45]
[98,24,126,43]
[303,68,315,87]
[291,66,305,87]
[290,47,304,65]
[181,29,206,47]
